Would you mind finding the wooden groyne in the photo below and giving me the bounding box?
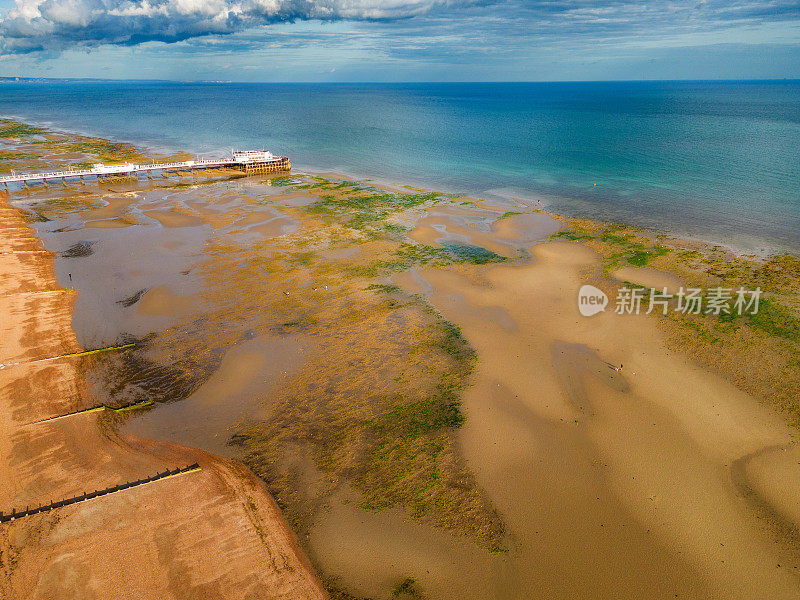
[0,464,201,523]
[26,398,154,426]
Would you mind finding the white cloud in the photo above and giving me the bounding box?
[1,0,798,55]
[0,0,479,52]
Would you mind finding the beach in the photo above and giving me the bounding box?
[0,126,327,599]
[0,119,799,599]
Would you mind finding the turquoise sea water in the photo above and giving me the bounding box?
[1,80,798,252]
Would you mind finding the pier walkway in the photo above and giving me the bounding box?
[0,150,290,187]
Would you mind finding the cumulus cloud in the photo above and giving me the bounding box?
[0,0,798,55]
[0,0,485,52]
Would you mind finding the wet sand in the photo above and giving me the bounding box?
[124,334,310,457]
[87,175,798,599]
[387,240,800,598]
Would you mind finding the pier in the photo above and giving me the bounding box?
[0,150,290,189]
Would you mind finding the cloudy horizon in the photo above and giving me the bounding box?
[0,0,798,81]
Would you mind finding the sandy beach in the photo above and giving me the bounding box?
[0,120,799,599]
[391,242,800,598]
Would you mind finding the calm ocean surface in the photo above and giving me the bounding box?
[1,80,798,252]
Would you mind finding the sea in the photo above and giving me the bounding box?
[1,80,798,253]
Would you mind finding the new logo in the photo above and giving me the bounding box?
[578,285,608,317]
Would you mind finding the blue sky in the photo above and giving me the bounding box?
[0,0,798,81]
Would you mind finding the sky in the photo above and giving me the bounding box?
[0,0,798,81]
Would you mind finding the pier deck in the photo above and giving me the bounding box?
[0,151,290,187]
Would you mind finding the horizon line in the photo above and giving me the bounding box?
[1,76,799,85]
